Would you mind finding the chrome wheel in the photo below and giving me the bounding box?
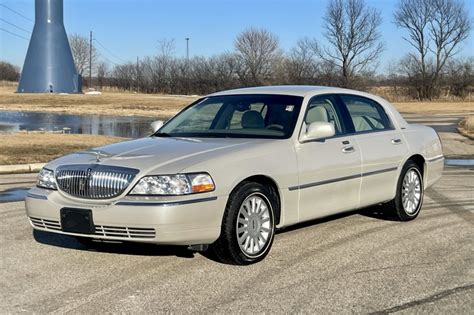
[402,168,422,215]
[236,193,273,257]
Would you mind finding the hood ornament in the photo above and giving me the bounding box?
[96,151,102,163]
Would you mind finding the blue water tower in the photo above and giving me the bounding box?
[17,0,81,93]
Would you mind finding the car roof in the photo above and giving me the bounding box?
[207,85,362,97]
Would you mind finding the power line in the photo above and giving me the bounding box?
[0,27,29,40]
[94,47,119,66]
[0,4,34,23]
[0,18,31,34]
[93,38,126,63]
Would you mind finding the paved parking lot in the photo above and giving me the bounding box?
[0,165,473,313]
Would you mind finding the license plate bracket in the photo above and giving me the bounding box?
[60,208,95,234]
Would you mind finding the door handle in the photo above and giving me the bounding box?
[342,146,355,153]
[391,138,402,145]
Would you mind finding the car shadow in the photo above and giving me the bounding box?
[277,205,398,235]
[32,204,397,262]
[358,204,400,221]
[33,230,195,259]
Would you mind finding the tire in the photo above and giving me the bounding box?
[211,181,277,265]
[384,160,424,221]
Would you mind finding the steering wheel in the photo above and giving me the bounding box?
[266,124,284,131]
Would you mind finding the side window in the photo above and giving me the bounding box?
[340,95,392,133]
[305,96,344,135]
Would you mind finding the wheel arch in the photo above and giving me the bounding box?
[405,154,426,179]
[230,174,282,226]
[399,153,428,189]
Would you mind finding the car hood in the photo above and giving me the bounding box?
[46,136,260,175]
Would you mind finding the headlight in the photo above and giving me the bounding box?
[37,168,57,190]
[129,173,215,195]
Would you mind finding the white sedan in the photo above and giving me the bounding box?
[26,86,444,265]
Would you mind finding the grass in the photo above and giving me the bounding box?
[0,133,127,165]
[458,116,474,139]
[392,101,474,114]
[1,84,473,118]
[0,85,196,118]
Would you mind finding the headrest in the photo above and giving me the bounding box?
[306,106,329,123]
[241,110,264,129]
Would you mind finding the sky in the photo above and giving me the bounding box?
[1,0,473,72]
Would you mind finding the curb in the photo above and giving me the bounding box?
[0,163,45,175]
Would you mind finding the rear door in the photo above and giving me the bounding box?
[338,94,409,208]
[295,95,362,222]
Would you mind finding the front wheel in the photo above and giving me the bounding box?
[384,160,424,221]
[211,182,276,265]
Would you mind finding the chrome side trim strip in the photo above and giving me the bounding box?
[288,167,398,191]
[427,155,444,163]
[26,193,48,200]
[289,174,361,191]
[115,196,218,206]
[361,167,398,177]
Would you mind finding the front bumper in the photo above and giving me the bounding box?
[25,187,227,245]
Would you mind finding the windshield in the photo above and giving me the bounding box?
[156,94,303,139]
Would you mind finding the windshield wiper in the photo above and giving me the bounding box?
[153,132,172,137]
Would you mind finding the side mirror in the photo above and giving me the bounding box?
[302,122,335,142]
[151,120,164,133]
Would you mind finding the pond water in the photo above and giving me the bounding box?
[444,159,474,167]
[0,111,157,138]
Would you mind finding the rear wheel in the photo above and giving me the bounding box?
[385,160,424,221]
[211,182,276,265]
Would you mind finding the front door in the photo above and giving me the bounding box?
[295,95,362,222]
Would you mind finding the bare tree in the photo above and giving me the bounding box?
[111,62,136,91]
[234,28,280,86]
[394,0,471,99]
[284,37,320,84]
[212,53,240,90]
[96,61,109,89]
[152,38,176,93]
[69,33,97,78]
[444,57,474,99]
[0,61,20,81]
[319,0,384,87]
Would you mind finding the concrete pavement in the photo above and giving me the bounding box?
[403,112,474,157]
[0,166,473,313]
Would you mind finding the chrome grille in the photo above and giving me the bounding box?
[29,216,156,239]
[94,225,156,239]
[55,165,139,199]
[29,217,61,231]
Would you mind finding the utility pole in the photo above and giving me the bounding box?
[89,30,92,88]
[136,56,139,93]
[185,37,189,95]
[185,37,189,61]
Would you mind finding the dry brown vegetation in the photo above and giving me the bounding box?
[0,85,473,117]
[458,116,474,138]
[392,102,474,114]
[0,133,126,165]
[0,85,195,118]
